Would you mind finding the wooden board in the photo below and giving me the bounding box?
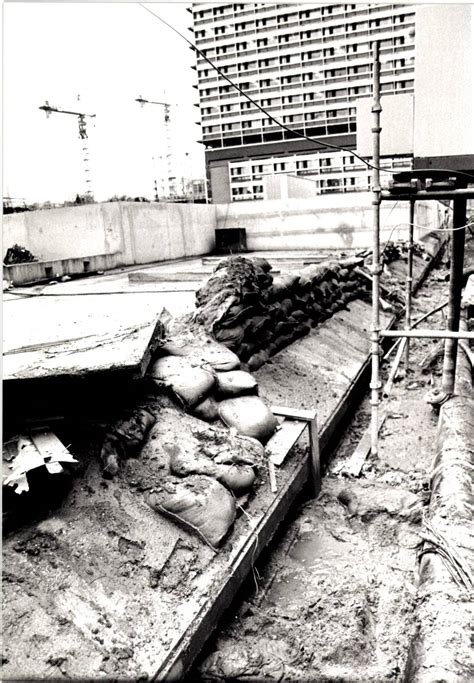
[266,420,308,466]
[2,296,166,381]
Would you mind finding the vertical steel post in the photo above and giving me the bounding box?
[370,41,382,457]
[441,196,467,395]
[405,198,415,370]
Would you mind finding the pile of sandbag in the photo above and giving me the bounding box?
[99,334,279,549]
[142,404,268,549]
[147,336,278,443]
[194,255,366,370]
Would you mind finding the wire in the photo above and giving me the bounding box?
[138,4,474,183]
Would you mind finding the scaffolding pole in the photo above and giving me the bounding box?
[370,40,382,457]
[405,198,415,370]
[441,194,467,395]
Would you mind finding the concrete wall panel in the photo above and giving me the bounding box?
[3,202,217,267]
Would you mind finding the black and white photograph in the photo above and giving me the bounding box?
[2,1,473,680]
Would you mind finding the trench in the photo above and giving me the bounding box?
[3,239,471,681]
[190,249,464,682]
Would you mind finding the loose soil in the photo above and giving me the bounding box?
[192,247,464,681]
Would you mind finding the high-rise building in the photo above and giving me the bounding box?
[191,3,416,202]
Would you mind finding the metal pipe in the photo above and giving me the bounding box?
[405,199,415,370]
[381,329,473,340]
[381,189,474,201]
[441,196,467,394]
[370,40,382,457]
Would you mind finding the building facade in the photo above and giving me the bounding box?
[191,3,416,202]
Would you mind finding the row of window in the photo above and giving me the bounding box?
[194,4,396,22]
[195,13,411,40]
[231,155,359,176]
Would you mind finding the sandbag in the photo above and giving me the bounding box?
[192,395,220,422]
[149,356,215,408]
[188,344,241,372]
[166,443,257,496]
[247,350,269,372]
[112,407,156,454]
[214,324,247,350]
[147,475,236,548]
[219,304,256,328]
[215,370,258,397]
[219,396,278,443]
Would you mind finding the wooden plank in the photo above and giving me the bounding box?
[266,421,307,466]
[342,412,387,477]
[309,413,321,498]
[271,405,317,421]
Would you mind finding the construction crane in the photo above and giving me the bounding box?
[135,96,175,200]
[39,100,96,201]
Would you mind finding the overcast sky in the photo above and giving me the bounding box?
[3,2,204,204]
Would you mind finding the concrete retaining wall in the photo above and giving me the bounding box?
[216,193,445,251]
[3,202,217,270]
[3,195,447,284]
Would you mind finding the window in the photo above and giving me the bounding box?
[215,26,226,35]
[279,34,291,44]
[195,30,205,39]
[261,98,272,106]
[299,10,312,19]
[256,18,267,27]
[282,75,299,84]
[235,22,247,31]
[303,92,315,101]
[257,38,268,47]
[296,159,309,169]
[201,107,212,115]
[302,73,314,82]
[241,101,252,110]
[253,185,264,193]
[242,120,252,129]
[303,51,317,60]
[259,59,271,67]
[233,3,245,10]
[236,41,247,50]
[222,123,233,131]
[216,46,228,55]
[219,85,231,94]
[305,112,320,121]
[283,115,294,123]
[282,95,294,104]
[323,26,334,36]
[394,36,405,46]
[274,162,286,171]
[253,164,264,173]
[220,104,232,112]
[324,47,335,57]
[259,78,271,87]
[280,55,291,64]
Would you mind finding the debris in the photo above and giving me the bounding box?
[4,244,37,265]
[2,432,77,494]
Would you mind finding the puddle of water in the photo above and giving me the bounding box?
[288,530,349,565]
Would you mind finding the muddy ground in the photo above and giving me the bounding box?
[192,245,467,681]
